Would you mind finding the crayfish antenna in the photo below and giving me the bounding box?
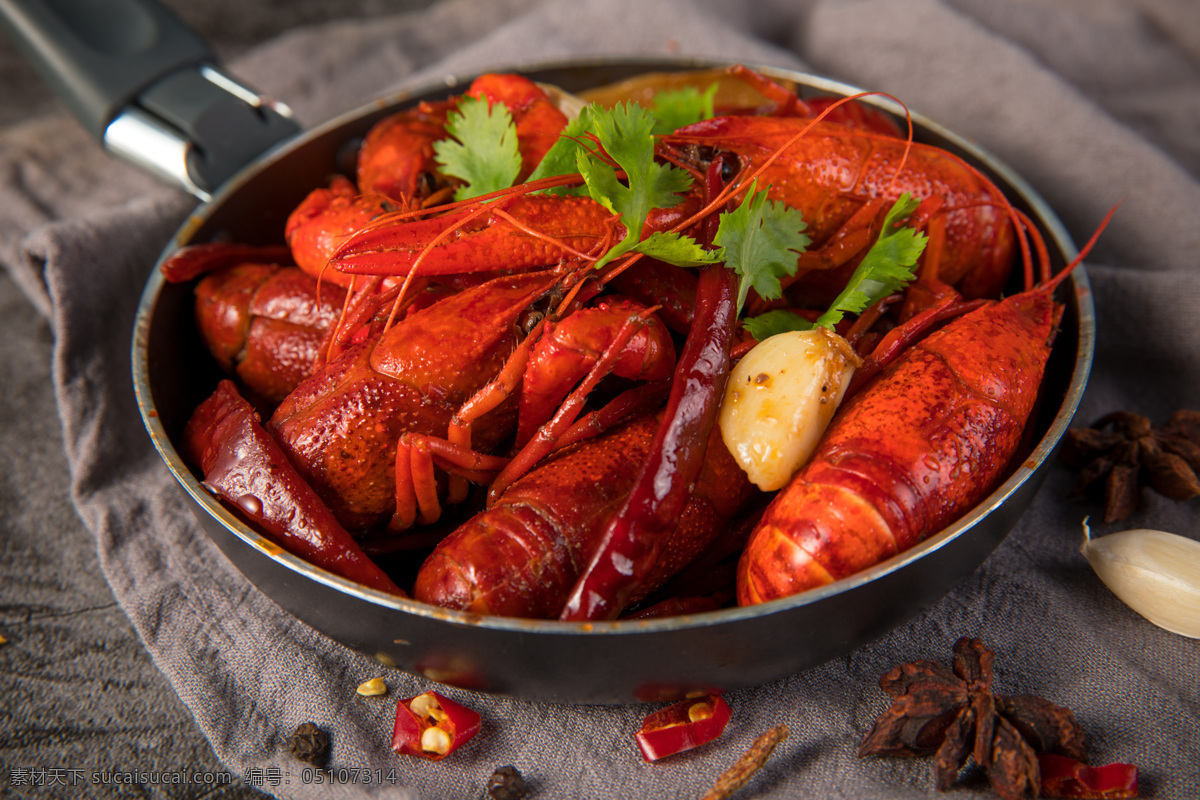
[1042,201,1121,293]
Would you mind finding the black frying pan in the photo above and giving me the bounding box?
[1,0,1093,704]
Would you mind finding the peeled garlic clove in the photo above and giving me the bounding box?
[719,328,861,491]
[1081,521,1200,638]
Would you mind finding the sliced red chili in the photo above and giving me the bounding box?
[392,690,481,761]
[635,694,732,762]
[1039,753,1139,799]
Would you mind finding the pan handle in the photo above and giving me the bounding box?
[0,0,300,200]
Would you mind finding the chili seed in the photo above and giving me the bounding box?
[357,677,388,696]
[409,691,438,718]
[421,726,452,755]
[688,701,715,723]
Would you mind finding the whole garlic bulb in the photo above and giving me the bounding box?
[1081,521,1200,639]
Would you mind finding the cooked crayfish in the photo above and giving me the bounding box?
[736,212,1109,604]
[165,64,1090,624]
[414,412,755,617]
[268,269,675,531]
[661,116,1016,303]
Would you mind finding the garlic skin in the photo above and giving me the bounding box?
[719,328,861,491]
[1081,521,1200,639]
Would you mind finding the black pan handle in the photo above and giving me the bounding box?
[0,0,300,199]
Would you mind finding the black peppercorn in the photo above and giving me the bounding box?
[287,722,331,768]
[486,764,528,800]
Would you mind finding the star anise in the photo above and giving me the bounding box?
[1060,409,1200,522]
[858,637,1087,800]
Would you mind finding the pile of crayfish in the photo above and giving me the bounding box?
[163,66,1094,622]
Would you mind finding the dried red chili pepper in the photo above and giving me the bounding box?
[635,694,733,762]
[561,263,738,621]
[560,158,739,622]
[1039,753,1139,799]
[391,690,481,761]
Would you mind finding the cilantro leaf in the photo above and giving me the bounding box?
[526,105,598,195]
[528,85,717,187]
[632,231,722,266]
[712,183,811,314]
[813,192,926,329]
[650,84,717,134]
[528,102,712,266]
[582,103,695,269]
[742,309,815,341]
[738,193,927,338]
[432,95,522,201]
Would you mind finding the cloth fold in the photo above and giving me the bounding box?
[2,1,1197,798]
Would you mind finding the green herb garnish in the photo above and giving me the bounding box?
[529,84,716,188]
[812,193,926,329]
[649,84,718,134]
[576,102,708,269]
[742,309,816,342]
[740,192,927,334]
[428,90,922,323]
[526,106,598,194]
[433,95,522,201]
[439,96,721,269]
[712,181,811,314]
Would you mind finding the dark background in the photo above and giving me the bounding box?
[0,1,437,127]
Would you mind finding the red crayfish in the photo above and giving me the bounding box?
[163,65,1091,623]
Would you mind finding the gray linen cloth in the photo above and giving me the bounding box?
[2,0,1198,798]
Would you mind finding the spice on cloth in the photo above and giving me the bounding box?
[357,677,388,696]
[1080,523,1200,638]
[858,637,1088,800]
[635,694,733,761]
[486,764,529,800]
[392,690,481,761]
[698,724,789,800]
[286,721,331,768]
[1060,409,1200,522]
[1039,753,1139,799]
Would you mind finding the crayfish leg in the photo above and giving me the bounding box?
[514,298,675,448]
[389,434,511,533]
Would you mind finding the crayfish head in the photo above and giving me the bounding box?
[661,141,742,186]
